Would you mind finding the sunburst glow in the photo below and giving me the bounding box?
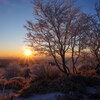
[25,49,31,56]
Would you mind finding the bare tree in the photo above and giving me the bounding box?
[95,0,100,72]
[25,0,88,75]
[70,13,91,73]
[85,0,100,73]
[95,0,100,20]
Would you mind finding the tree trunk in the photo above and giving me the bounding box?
[95,50,100,69]
[71,47,77,74]
[94,50,100,75]
[61,53,70,75]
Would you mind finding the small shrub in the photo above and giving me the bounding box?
[79,69,96,76]
[5,80,24,90]
[69,75,100,86]
[0,79,6,90]
[31,64,47,79]
[78,65,94,71]
[96,67,100,75]
[0,94,11,100]
[10,77,24,82]
[3,65,21,80]
[19,78,51,98]
[31,64,60,80]
[21,68,31,79]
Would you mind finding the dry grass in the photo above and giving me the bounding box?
[0,58,100,99]
[31,64,61,80]
[0,94,11,100]
[78,70,96,76]
[5,80,24,90]
[3,65,21,80]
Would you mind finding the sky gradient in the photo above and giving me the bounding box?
[0,0,97,58]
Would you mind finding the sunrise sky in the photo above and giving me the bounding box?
[0,0,97,58]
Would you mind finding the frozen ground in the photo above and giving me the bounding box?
[0,86,100,100]
[14,92,64,100]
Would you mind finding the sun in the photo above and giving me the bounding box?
[25,49,31,56]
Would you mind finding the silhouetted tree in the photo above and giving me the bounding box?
[95,0,100,20]
[25,0,90,75]
[70,13,91,73]
[85,0,100,74]
[94,0,100,74]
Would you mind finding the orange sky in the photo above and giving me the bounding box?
[0,0,96,58]
[0,50,22,58]
[0,45,24,58]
